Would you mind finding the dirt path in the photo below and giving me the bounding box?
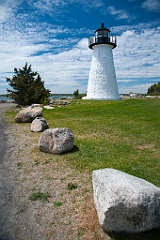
[0,103,16,239]
[0,103,43,239]
[0,103,37,239]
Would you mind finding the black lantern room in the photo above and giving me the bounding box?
[88,23,117,50]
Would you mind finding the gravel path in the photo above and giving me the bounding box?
[0,103,36,240]
[0,103,16,239]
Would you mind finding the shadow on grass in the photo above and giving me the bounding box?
[70,145,80,153]
[105,227,160,240]
[60,145,80,155]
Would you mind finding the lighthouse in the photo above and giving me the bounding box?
[84,23,120,100]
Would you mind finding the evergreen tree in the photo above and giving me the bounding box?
[73,89,79,98]
[6,63,50,105]
[147,82,160,95]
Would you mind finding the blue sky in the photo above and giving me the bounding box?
[0,0,160,94]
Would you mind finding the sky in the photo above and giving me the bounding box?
[0,0,160,95]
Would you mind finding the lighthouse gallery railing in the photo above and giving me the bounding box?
[88,35,117,48]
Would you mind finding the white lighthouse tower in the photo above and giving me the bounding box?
[84,23,120,100]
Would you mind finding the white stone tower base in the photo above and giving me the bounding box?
[83,44,120,100]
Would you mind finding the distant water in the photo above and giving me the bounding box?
[0,95,12,101]
[0,94,73,101]
[50,94,73,100]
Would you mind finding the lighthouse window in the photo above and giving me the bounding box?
[98,30,104,36]
[97,30,109,37]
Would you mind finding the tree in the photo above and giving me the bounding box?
[73,89,79,98]
[6,63,51,105]
[147,82,160,95]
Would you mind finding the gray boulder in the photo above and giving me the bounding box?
[38,128,74,154]
[92,168,160,233]
[31,117,49,132]
[15,107,42,123]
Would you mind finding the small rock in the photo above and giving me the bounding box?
[92,168,160,233]
[31,117,49,132]
[43,105,54,110]
[31,103,43,108]
[38,128,74,154]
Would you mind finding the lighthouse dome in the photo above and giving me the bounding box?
[95,22,110,33]
[88,23,117,49]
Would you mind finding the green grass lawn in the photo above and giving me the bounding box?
[41,98,160,186]
[6,98,160,186]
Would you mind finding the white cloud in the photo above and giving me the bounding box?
[0,5,10,22]
[0,27,91,94]
[0,0,22,22]
[77,0,105,11]
[111,22,159,34]
[112,26,160,93]
[107,6,135,21]
[118,79,137,83]
[76,38,88,50]
[114,27,160,79]
[36,44,91,93]
[119,83,152,94]
[31,0,68,17]
[142,0,160,11]
[30,0,105,18]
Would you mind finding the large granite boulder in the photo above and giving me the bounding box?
[15,107,42,123]
[31,117,49,132]
[92,168,160,233]
[38,128,74,154]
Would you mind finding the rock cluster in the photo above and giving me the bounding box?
[92,168,160,233]
[15,105,74,155]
